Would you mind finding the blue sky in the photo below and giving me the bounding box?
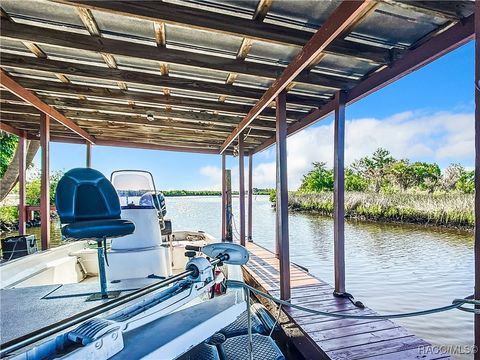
[34,41,475,190]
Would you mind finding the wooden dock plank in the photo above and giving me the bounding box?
[243,242,452,360]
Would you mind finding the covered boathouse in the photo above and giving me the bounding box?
[0,0,478,359]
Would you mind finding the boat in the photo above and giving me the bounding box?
[0,169,286,360]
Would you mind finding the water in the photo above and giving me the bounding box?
[167,195,474,360]
[3,195,474,359]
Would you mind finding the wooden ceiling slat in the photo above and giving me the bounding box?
[56,0,394,64]
[10,78,306,120]
[1,53,324,108]
[39,97,277,130]
[0,21,353,90]
[48,99,279,130]
[0,69,95,143]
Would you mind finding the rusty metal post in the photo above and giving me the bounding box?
[276,90,290,301]
[40,114,50,250]
[221,153,226,241]
[238,133,246,246]
[248,153,253,242]
[18,131,27,236]
[333,90,347,295]
[86,142,92,168]
[474,3,480,358]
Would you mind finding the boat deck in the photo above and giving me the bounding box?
[242,242,452,360]
[0,277,161,345]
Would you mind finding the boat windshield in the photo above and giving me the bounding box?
[111,170,158,208]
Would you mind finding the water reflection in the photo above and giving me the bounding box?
[2,195,474,359]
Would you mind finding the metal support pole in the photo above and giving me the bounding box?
[86,142,92,168]
[276,90,290,301]
[474,3,480,358]
[334,91,347,295]
[18,132,27,236]
[248,153,253,242]
[238,133,246,246]
[221,153,227,241]
[97,239,108,298]
[40,114,50,250]
[225,169,233,242]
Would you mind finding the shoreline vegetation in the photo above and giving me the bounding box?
[271,148,475,231]
[286,192,474,231]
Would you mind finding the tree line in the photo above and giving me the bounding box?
[300,148,474,194]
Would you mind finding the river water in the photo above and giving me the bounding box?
[5,195,474,359]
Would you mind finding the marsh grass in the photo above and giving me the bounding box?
[288,192,475,229]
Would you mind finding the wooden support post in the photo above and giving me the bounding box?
[333,91,347,294]
[18,132,27,236]
[248,153,253,242]
[238,133,246,246]
[221,153,226,241]
[474,2,479,358]
[40,113,50,250]
[276,90,290,301]
[225,169,233,242]
[86,142,92,168]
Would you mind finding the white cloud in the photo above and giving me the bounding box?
[198,165,223,190]
[197,110,474,191]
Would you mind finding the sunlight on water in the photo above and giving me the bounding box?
[4,195,474,359]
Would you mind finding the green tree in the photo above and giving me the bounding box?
[389,160,415,191]
[345,168,369,191]
[299,162,334,192]
[0,133,18,178]
[455,169,474,194]
[352,148,395,193]
[26,169,64,206]
[411,162,441,193]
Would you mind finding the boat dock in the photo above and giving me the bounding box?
[243,242,452,360]
[0,0,478,358]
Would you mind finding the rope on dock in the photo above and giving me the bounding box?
[227,280,479,319]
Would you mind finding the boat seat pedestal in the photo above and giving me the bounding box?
[55,168,135,300]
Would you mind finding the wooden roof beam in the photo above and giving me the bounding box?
[220,0,373,153]
[252,0,273,22]
[0,21,352,90]
[0,121,23,137]
[9,77,306,120]
[56,0,393,64]
[0,53,324,108]
[0,70,95,143]
[253,12,475,154]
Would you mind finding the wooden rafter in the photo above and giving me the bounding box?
[0,53,324,108]
[5,78,305,120]
[252,0,273,22]
[220,0,373,153]
[0,70,95,143]
[0,21,353,90]
[35,98,278,130]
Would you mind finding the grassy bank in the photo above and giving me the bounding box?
[287,192,474,229]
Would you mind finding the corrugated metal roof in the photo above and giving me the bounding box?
[0,0,474,153]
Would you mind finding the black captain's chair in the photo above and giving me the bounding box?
[55,168,135,300]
